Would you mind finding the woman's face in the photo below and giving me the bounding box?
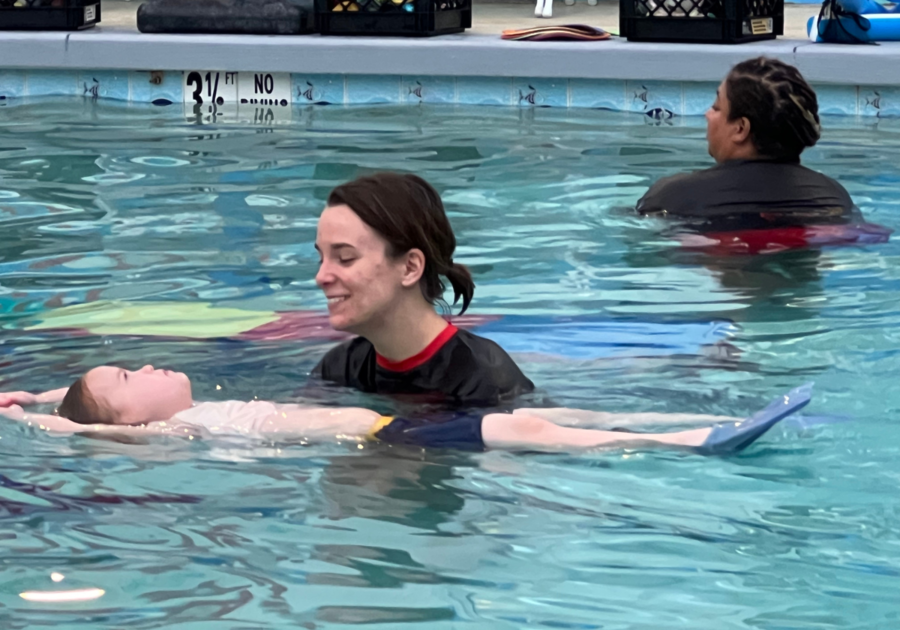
[85,365,193,425]
[315,204,410,336]
[706,79,759,163]
[706,80,735,162]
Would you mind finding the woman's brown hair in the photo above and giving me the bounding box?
[58,377,113,425]
[327,172,475,315]
[726,57,821,162]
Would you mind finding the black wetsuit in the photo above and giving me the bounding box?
[637,159,856,230]
[312,324,535,406]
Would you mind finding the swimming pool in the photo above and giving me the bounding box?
[1,99,898,628]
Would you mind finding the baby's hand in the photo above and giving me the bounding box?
[0,404,25,420]
[0,392,36,408]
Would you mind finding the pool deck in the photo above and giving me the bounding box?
[0,0,899,85]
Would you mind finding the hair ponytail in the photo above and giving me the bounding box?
[444,262,475,315]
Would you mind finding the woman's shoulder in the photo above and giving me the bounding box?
[314,337,375,372]
[453,328,515,359]
[447,329,534,391]
[637,170,705,214]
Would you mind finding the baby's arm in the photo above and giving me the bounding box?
[0,405,198,438]
[0,405,96,433]
[0,388,69,408]
[513,407,740,428]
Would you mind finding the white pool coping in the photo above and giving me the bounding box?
[1,29,900,86]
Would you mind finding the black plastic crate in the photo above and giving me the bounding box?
[0,0,100,30]
[620,0,782,43]
[316,0,470,37]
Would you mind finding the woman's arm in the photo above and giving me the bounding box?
[483,413,712,451]
[259,404,382,440]
[512,407,740,428]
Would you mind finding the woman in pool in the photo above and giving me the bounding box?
[311,172,533,405]
[637,57,855,231]
[0,365,809,455]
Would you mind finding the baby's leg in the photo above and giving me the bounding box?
[482,413,712,452]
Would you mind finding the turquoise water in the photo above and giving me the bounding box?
[0,99,899,628]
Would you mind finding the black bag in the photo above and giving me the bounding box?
[814,0,874,44]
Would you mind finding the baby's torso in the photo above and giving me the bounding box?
[172,400,279,436]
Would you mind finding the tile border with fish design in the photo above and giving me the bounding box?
[0,70,884,117]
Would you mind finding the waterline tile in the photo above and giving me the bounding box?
[858,86,893,117]
[78,71,130,101]
[626,80,683,117]
[293,74,344,105]
[0,70,26,100]
[457,77,513,106]
[817,84,858,116]
[401,76,456,104]
[26,70,78,97]
[682,81,716,116]
[345,75,402,104]
[129,70,183,106]
[514,78,567,108]
[569,79,626,111]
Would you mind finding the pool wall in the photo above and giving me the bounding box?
[1,32,899,116]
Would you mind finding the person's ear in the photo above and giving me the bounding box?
[733,116,752,144]
[399,249,426,288]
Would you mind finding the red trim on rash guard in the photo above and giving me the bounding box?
[376,324,459,372]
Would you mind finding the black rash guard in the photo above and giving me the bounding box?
[636,159,856,230]
[311,323,535,406]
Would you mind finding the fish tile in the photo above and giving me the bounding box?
[514,78,568,108]
[401,76,456,104]
[293,74,345,105]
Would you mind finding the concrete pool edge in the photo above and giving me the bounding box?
[2,30,900,84]
[0,31,899,115]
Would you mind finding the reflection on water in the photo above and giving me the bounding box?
[0,100,899,628]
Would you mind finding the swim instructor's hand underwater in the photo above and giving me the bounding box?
[311,172,533,405]
[0,365,811,456]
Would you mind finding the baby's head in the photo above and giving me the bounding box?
[58,365,193,425]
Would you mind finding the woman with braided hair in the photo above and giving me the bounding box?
[311,172,534,405]
[637,57,859,236]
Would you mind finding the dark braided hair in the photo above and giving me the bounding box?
[327,172,475,315]
[725,57,821,162]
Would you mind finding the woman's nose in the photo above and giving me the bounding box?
[140,364,154,373]
[315,262,333,288]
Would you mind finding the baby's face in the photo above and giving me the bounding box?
[84,365,193,425]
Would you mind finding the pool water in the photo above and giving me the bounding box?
[0,99,898,628]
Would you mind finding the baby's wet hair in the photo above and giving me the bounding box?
[58,376,115,425]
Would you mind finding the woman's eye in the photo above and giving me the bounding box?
[339,258,356,265]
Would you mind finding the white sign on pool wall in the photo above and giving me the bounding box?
[183,71,239,106]
[237,73,291,107]
[182,71,292,125]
